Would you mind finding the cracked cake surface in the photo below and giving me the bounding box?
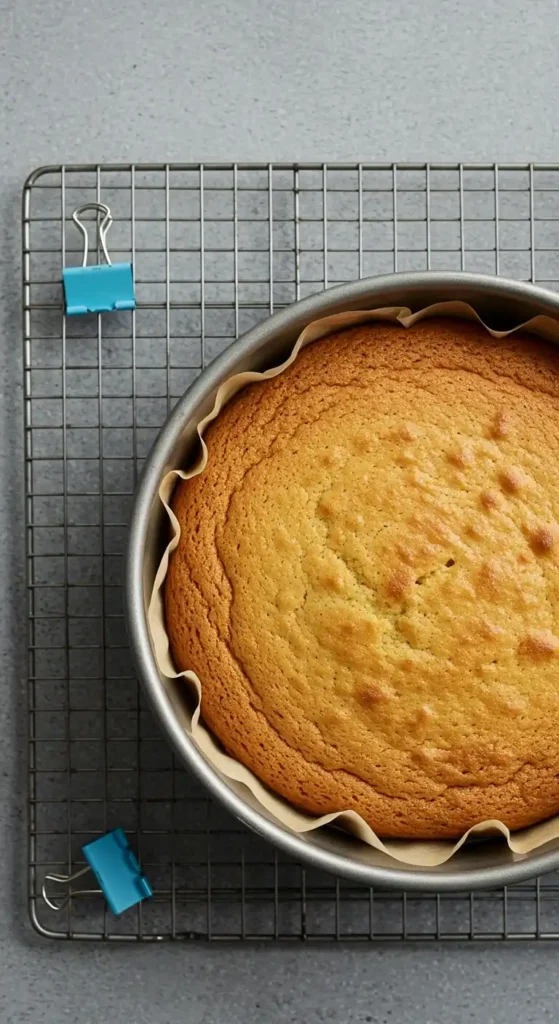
[165,317,559,838]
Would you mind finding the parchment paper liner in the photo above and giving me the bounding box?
[148,300,559,867]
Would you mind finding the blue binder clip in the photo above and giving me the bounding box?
[63,202,135,316]
[42,828,152,916]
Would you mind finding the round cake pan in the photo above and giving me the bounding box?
[126,271,559,891]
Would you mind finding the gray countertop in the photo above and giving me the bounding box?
[3,1,559,1020]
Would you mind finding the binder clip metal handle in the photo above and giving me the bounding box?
[63,202,135,316]
[42,866,96,911]
[72,202,113,267]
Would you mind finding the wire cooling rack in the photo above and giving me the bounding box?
[23,162,559,941]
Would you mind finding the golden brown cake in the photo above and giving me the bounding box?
[165,317,559,839]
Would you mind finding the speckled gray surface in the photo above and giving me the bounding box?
[3,0,559,1020]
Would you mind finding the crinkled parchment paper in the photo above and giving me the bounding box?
[148,301,559,866]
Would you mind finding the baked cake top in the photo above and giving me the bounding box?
[166,318,559,838]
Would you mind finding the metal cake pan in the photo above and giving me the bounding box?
[125,271,559,891]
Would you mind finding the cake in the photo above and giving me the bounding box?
[165,317,559,839]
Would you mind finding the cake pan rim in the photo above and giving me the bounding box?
[125,271,559,891]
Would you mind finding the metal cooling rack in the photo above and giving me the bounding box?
[23,162,559,941]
